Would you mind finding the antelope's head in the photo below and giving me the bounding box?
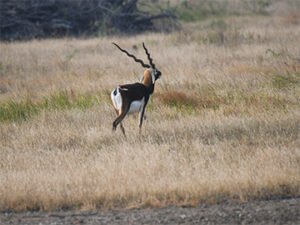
[112,42,161,86]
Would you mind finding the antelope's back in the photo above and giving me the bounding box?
[119,83,149,101]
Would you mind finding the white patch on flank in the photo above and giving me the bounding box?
[111,87,122,111]
[128,98,145,114]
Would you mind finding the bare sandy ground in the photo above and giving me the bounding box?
[1,197,299,225]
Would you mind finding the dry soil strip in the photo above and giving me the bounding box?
[1,197,299,225]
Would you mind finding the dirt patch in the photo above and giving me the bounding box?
[1,197,299,225]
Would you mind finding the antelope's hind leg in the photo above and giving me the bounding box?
[120,123,126,136]
[112,110,120,131]
[113,109,127,136]
[116,110,126,136]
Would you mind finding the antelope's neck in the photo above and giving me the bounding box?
[142,69,153,87]
[142,69,155,95]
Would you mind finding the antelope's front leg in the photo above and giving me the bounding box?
[138,104,147,134]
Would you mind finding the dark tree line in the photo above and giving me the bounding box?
[0,0,176,41]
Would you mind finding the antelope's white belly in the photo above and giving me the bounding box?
[128,98,145,114]
[111,88,144,114]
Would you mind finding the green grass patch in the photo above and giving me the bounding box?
[272,73,300,89]
[0,91,101,122]
[0,100,40,122]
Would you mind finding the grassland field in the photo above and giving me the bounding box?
[0,4,300,211]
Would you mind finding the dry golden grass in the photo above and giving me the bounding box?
[0,14,300,211]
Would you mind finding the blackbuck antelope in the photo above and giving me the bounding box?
[111,42,161,135]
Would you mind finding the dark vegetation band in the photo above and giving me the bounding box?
[0,0,177,41]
